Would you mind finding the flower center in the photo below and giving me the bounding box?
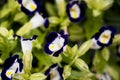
[30,4,37,11]
[70,4,80,19]
[99,30,111,44]
[6,70,14,78]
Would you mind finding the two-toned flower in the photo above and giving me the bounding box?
[45,63,63,80]
[17,0,49,28]
[17,0,41,15]
[44,30,69,57]
[91,26,116,49]
[13,34,38,54]
[66,0,85,22]
[1,55,23,80]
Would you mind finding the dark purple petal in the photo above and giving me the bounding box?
[2,55,18,69]
[20,5,35,15]
[57,67,64,79]
[31,35,38,40]
[19,0,41,15]
[18,0,22,4]
[45,64,63,80]
[53,48,64,57]
[1,55,23,80]
[44,44,53,55]
[17,59,23,72]
[46,32,58,43]
[13,34,22,40]
[44,18,49,28]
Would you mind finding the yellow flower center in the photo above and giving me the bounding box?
[101,34,109,43]
[30,4,37,10]
[6,70,14,77]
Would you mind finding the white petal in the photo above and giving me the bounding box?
[6,60,20,78]
[30,12,45,29]
[21,40,32,54]
[70,4,81,19]
[98,30,111,44]
[50,67,61,80]
[23,0,37,12]
[49,35,65,52]
[91,38,101,49]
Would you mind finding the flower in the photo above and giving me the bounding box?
[17,0,49,28]
[1,55,23,80]
[30,12,49,28]
[44,30,69,57]
[91,26,116,49]
[17,0,41,15]
[66,0,85,22]
[13,34,38,54]
[45,63,63,80]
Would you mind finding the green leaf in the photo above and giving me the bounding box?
[93,51,107,73]
[30,73,46,80]
[63,65,71,79]
[107,65,120,80]
[16,22,32,36]
[45,2,57,16]
[74,58,89,72]
[55,0,66,17]
[101,47,110,61]
[78,40,92,57]
[69,25,84,41]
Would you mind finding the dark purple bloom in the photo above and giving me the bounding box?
[66,0,85,22]
[45,63,63,80]
[91,26,116,49]
[1,55,23,80]
[44,30,69,57]
[17,0,41,15]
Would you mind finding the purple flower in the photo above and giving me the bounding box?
[66,0,85,22]
[91,26,116,49]
[45,64,63,80]
[44,30,69,57]
[17,0,41,15]
[1,55,23,80]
